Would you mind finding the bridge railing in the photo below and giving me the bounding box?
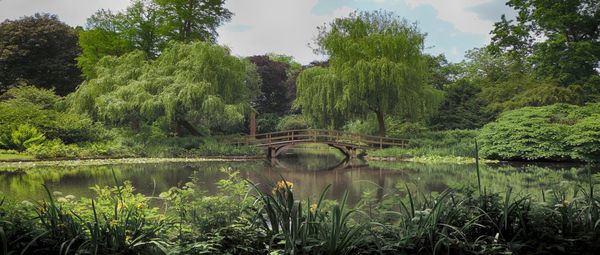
[226,129,408,149]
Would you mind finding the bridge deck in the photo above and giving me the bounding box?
[227,129,408,149]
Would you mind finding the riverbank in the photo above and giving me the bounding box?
[0,156,263,170]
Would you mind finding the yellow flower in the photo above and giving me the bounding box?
[136,203,144,209]
[110,219,121,226]
[117,201,126,210]
[272,180,294,194]
[309,203,317,214]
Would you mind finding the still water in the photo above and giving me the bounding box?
[0,149,590,204]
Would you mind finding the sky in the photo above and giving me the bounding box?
[0,0,515,64]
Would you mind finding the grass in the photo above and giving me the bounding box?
[0,153,35,161]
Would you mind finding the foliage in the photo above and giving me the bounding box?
[0,87,104,148]
[251,181,364,254]
[458,48,585,118]
[372,129,479,158]
[490,0,600,87]
[71,41,259,136]
[78,0,232,78]
[567,114,600,161]
[0,85,61,110]
[276,115,309,131]
[248,55,290,115]
[3,168,600,254]
[478,103,600,162]
[5,124,46,152]
[0,13,82,95]
[296,10,442,135]
[256,113,281,133]
[428,79,492,130]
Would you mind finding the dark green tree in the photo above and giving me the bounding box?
[0,13,82,95]
[155,0,232,42]
[490,0,600,88]
[428,80,491,130]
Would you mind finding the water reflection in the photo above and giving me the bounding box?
[0,149,592,205]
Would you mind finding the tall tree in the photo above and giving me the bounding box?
[0,13,82,95]
[296,11,442,136]
[490,0,600,88]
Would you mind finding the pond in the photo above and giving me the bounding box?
[0,148,591,205]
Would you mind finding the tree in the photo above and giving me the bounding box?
[78,0,231,78]
[295,11,442,136]
[460,47,585,117]
[0,13,82,95]
[490,0,600,87]
[155,0,232,42]
[70,41,260,136]
[248,55,289,115]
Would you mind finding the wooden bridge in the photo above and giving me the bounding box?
[228,129,408,159]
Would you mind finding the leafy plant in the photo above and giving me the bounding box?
[8,124,46,151]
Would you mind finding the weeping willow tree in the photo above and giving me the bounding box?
[69,41,260,135]
[296,11,442,136]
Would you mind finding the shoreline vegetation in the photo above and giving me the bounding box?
[2,167,599,254]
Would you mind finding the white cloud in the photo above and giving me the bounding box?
[217,0,354,64]
[0,0,129,26]
[404,0,493,36]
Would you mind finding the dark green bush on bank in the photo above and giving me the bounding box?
[478,103,600,162]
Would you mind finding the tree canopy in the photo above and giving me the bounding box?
[490,0,600,89]
[70,41,260,135]
[296,11,442,136]
[77,0,232,78]
[0,13,82,95]
[248,55,290,115]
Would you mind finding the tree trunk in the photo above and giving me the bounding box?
[376,110,386,137]
[130,117,140,132]
[178,119,201,136]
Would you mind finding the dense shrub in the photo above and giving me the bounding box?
[478,103,600,162]
[1,124,46,151]
[0,87,105,147]
[276,115,309,131]
[256,113,281,133]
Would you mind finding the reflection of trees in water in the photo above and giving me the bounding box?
[0,158,589,205]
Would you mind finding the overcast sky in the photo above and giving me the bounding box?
[0,0,515,64]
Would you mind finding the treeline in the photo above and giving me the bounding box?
[0,0,598,162]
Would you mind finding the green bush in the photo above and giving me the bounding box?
[2,124,46,151]
[373,129,479,158]
[26,139,79,158]
[276,115,309,131]
[256,113,281,133]
[0,89,105,145]
[567,114,600,161]
[478,103,600,162]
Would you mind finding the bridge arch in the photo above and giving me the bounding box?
[225,129,408,159]
[267,141,356,158]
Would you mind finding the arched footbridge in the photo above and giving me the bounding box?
[227,129,408,159]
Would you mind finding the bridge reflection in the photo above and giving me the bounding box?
[261,151,387,203]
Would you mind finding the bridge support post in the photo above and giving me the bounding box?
[267,147,274,159]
